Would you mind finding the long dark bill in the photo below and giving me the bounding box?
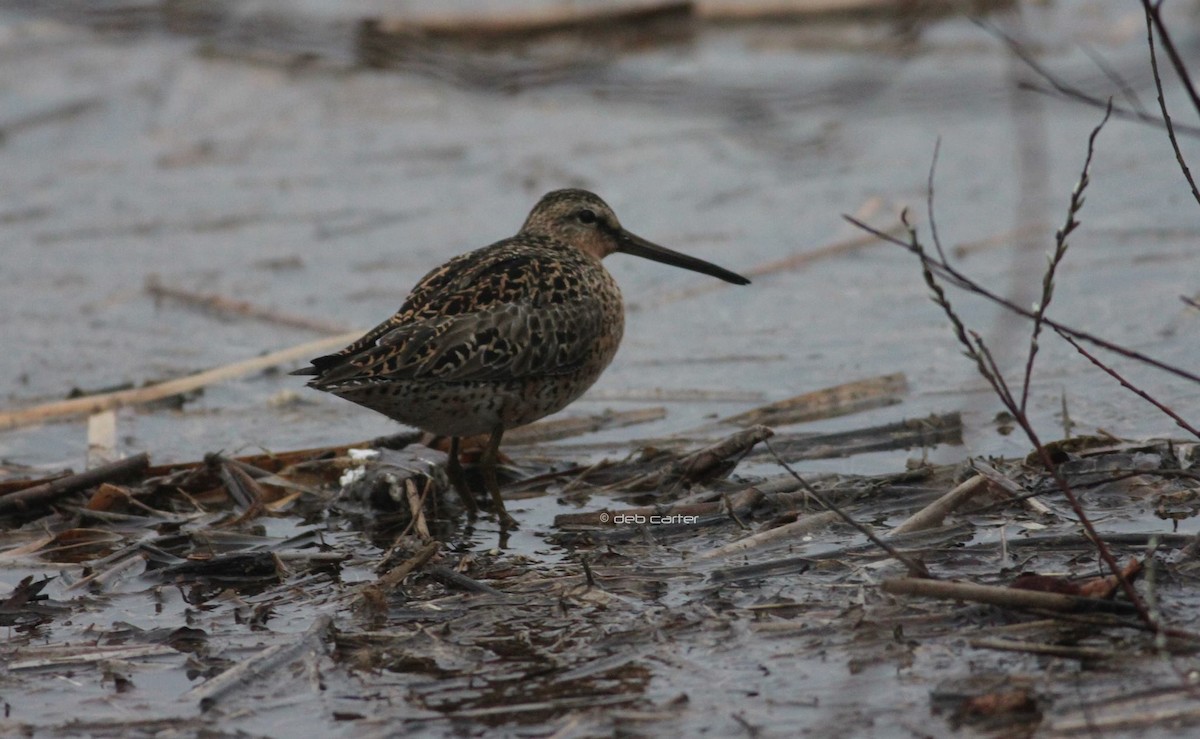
[617,230,751,285]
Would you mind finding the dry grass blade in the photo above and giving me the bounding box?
[8,644,179,671]
[760,412,963,461]
[366,1,691,39]
[375,540,440,591]
[647,219,896,307]
[968,638,1118,661]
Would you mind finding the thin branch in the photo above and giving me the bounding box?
[926,138,948,263]
[1081,43,1148,116]
[971,331,1017,411]
[1020,102,1111,413]
[887,116,1157,627]
[1142,0,1200,117]
[980,20,1200,138]
[1019,81,1200,137]
[1142,0,1200,207]
[1018,406,1155,627]
[1056,328,1200,441]
[843,215,1200,387]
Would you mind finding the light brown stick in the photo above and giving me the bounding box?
[696,510,840,560]
[0,332,362,431]
[882,577,1138,615]
[376,540,440,591]
[889,473,986,537]
[973,459,1053,516]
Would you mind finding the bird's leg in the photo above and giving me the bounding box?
[445,436,478,518]
[481,425,516,529]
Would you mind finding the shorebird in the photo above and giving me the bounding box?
[293,189,749,527]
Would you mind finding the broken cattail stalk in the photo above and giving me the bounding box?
[720,373,908,428]
[889,473,987,537]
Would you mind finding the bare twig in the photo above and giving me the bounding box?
[1056,329,1200,440]
[1019,101,1110,413]
[882,109,1155,628]
[1141,0,1200,117]
[926,138,948,263]
[842,217,1200,387]
[980,21,1200,138]
[1141,0,1200,207]
[1081,43,1148,116]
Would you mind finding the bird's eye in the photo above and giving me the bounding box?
[576,209,597,225]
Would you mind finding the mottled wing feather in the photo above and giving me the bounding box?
[301,251,482,373]
[304,238,607,387]
[312,299,603,388]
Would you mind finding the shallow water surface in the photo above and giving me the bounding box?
[2,1,1198,736]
